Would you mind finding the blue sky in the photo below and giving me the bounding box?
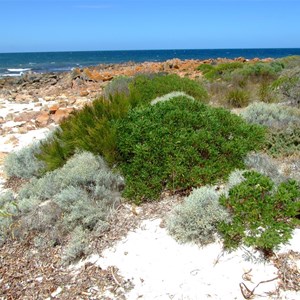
[0,0,299,52]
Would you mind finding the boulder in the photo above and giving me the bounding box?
[49,104,59,114]
[14,111,39,123]
[36,111,50,127]
[51,108,73,124]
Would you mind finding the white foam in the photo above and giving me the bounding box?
[7,68,31,72]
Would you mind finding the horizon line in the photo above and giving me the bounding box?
[1,47,300,55]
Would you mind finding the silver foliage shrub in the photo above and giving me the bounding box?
[167,186,229,245]
[241,102,300,129]
[17,151,123,229]
[5,151,124,262]
[150,91,195,105]
[103,76,133,99]
[222,169,246,197]
[0,191,16,245]
[4,142,45,179]
[244,152,286,185]
[62,226,88,264]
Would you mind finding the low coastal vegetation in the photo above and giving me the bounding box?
[116,96,264,202]
[1,57,300,263]
[37,74,208,172]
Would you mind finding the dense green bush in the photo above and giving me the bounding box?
[238,61,284,79]
[37,93,131,171]
[218,171,300,252]
[129,73,208,103]
[241,102,300,129]
[116,96,265,203]
[4,142,45,179]
[197,63,214,74]
[200,62,244,80]
[37,74,208,172]
[167,186,229,245]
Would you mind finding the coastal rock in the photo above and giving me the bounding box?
[36,111,50,127]
[14,111,39,123]
[51,108,73,124]
[15,94,34,103]
[235,57,247,62]
[49,104,60,114]
[80,89,89,97]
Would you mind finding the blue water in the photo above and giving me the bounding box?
[1,48,300,77]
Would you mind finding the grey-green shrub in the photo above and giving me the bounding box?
[272,65,300,107]
[17,151,123,228]
[103,76,133,100]
[226,169,246,191]
[244,152,286,185]
[4,142,45,179]
[265,125,300,157]
[3,151,123,262]
[167,186,229,245]
[241,102,300,129]
[150,91,195,105]
[0,191,17,244]
[63,226,88,264]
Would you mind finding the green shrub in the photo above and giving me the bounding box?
[241,102,300,129]
[218,171,300,252]
[37,74,208,172]
[265,125,300,157]
[197,64,214,74]
[258,81,276,103]
[116,96,265,203]
[129,73,208,103]
[278,56,300,69]
[4,142,45,179]
[202,62,244,80]
[272,66,300,107]
[38,93,131,171]
[239,61,284,79]
[225,89,250,108]
[167,186,229,245]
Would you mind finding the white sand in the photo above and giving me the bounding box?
[0,128,50,153]
[92,219,284,300]
[80,219,299,300]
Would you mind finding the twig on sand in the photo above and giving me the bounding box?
[239,277,278,299]
[110,266,122,287]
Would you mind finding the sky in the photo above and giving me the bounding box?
[0,0,299,53]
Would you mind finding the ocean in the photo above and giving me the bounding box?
[1,48,300,78]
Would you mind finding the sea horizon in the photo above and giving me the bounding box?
[1,48,300,78]
[2,47,300,55]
